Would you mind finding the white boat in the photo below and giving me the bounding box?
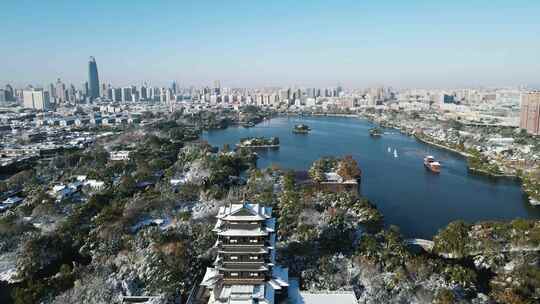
[387,147,391,153]
[424,155,441,173]
[393,149,398,158]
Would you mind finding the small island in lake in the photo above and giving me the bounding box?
[237,136,280,148]
[292,124,311,134]
[369,127,382,137]
[241,121,255,128]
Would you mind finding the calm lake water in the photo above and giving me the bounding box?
[203,116,540,239]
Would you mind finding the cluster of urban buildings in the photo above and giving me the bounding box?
[2,56,540,181]
[0,57,535,130]
[0,59,529,120]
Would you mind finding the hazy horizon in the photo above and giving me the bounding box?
[1,0,539,88]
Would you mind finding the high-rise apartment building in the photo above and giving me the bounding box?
[113,88,122,102]
[101,83,108,98]
[23,89,51,110]
[140,86,148,100]
[84,81,89,97]
[55,78,66,103]
[68,85,76,103]
[214,80,221,95]
[0,89,6,103]
[121,87,132,102]
[49,83,56,100]
[4,84,14,101]
[520,92,540,135]
[88,56,100,101]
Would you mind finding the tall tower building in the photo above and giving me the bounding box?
[199,201,289,304]
[88,56,100,101]
[520,92,540,135]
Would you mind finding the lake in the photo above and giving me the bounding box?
[203,116,540,239]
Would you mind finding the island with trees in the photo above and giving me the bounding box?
[292,124,311,134]
[237,136,280,149]
[307,155,362,195]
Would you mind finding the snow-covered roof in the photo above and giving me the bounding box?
[2,196,23,205]
[288,278,357,304]
[297,292,357,304]
[52,184,66,192]
[272,266,289,287]
[213,283,266,304]
[219,265,269,272]
[200,267,220,287]
[218,228,268,237]
[217,202,272,221]
[324,172,343,183]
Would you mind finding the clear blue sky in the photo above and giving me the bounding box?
[1,0,539,88]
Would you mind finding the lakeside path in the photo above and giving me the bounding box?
[413,134,471,158]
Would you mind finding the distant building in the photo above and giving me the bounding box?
[113,88,122,102]
[88,56,100,101]
[101,83,108,99]
[4,84,14,101]
[122,87,132,102]
[519,92,540,135]
[441,94,456,104]
[110,150,130,161]
[23,89,51,110]
[0,89,6,103]
[140,86,148,100]
[55,78,66,103]
[213,80,221,95]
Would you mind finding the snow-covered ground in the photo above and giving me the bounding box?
[0,251,19,283]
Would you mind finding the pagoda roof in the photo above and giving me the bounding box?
[217,202,272,221]
[200,267,221,287]
[218,228,268,237]
[219,265,269,272]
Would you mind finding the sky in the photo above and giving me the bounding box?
[1,0,539,88]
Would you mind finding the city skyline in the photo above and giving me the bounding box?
[1,1,540,88]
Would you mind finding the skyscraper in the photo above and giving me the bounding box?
[88,56,100,101]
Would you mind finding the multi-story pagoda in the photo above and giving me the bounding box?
[199,201,289,304]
